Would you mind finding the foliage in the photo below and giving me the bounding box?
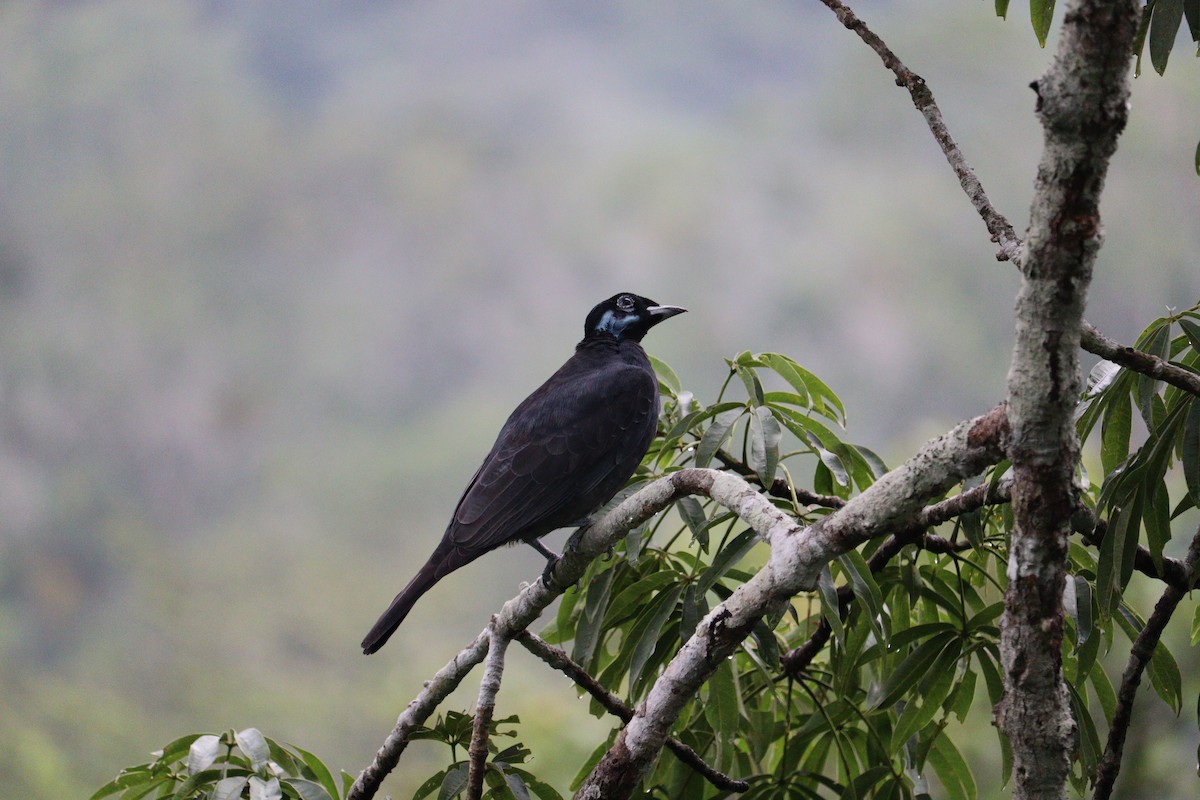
[405,712,563,800]
[89,302,1200,798]
[89,728,349,800]
[541,308,1198,797]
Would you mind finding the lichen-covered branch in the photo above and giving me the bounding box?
[1081,320,1200,397]
[576,406,1007,798]
[348,468,786,800]
[466,630,509,800]
[348,632,490,800]
[512,631,749,793]
[996,2,1139,798]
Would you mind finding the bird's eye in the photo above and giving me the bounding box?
[616,295,635,312]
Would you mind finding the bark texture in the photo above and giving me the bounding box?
[996,2,1139,798]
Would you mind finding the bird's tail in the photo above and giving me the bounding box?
[360,543,471,654]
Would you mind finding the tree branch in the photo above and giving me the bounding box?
[576,405,1007,798]
[348,631,490,800]
[466,630,509,800]
[1081,320,1200,398]
[1092,523,1200,800]
[815,0,1022,262]
[996,2,1139,798]
[512,630,750,793]
[349,468,785,800]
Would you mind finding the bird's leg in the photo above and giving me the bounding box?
[528,538,563,587]
[532,517,597,587]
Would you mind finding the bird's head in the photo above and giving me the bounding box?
[584,293,687,343]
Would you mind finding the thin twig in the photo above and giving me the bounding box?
[467,629,509,800]
[816,0,1022,263]
[1081,320,1200,398]
[715,449,845,508]
[513,630,750,793]
[1093,524,1200,800]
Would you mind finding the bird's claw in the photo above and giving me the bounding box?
[540,556,560,588]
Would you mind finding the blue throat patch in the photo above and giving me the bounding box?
[595,309,638,339]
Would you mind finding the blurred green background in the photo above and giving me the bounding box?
[1,1,1197,797]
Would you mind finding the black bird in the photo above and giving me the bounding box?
[361,293,686,654]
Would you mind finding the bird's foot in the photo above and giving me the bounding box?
[540,554,561,588]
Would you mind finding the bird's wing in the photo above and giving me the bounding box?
[447,360,658,552]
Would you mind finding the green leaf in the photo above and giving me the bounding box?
[706,658,740,734]
[89,769,156,800]
[236,729,272,774]
[510,768,564,800]
[734,363,765,406]
[928,732,977,800]
[867,631,957,711]
[890,647,958,750]
[749,405,782,485]
[413,770,447,800]
[948,669,977,723]
[1184,398,1200,505]
[1192,603,1200,647]
[1179,318,1200,353]
[628,585,684,692]
[694,409,741,468]
[1066,680,1103,778]
[155,733,206,764]
[1136,325,1171,425]
[1090,665,1117,724]
[1100,390,1132,476]
[817,565,844,644]
[647,354,681,393]
[1031,0,1056,47]
[1150,0,1186,74]
[837,551,888,646]
[996,0,1011,18]
[1185,0,1200,39]
[1148,636,1184,714]
[697,529,760,595]
[291,745,339,800]
[438,764,469,800]
[572,566,615,667]
[1132,0,1156,76]
[1145,482,1172,571]
[603,570,677,628]
[758,352,846,425]
[675,496,709,543]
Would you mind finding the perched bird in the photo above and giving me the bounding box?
[361,293,686,654]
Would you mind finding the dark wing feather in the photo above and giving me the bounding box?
[449,357,657,553]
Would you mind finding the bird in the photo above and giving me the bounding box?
[361,292,686,654]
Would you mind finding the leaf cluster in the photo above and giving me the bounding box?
[408,713,561,800]
[88,728,348,800]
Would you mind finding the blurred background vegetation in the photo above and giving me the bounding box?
[1,1,1197,797]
